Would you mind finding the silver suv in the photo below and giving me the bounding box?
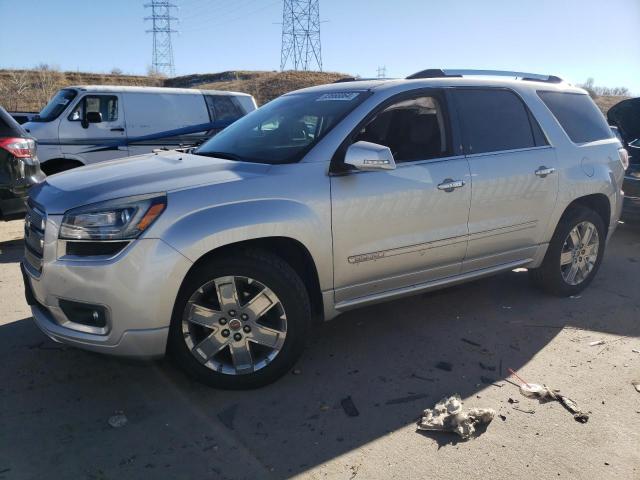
[22,69,626,388]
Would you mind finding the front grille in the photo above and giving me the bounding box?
[24,202,46,273]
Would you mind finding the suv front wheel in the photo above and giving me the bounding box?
[168,249,311,389]
[530,206,606,296]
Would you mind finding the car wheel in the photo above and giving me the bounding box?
[529,206,606,296]
[168,249,311,389]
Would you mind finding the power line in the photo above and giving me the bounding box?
[280,0,322,72]
[144,0,178,77]
[180,0,280,33]
[179,0,257,24]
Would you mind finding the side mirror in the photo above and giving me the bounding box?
[86,111,102,124]
[344,140,396,171]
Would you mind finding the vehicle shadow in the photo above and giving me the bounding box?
[0,239,23,263]
[1,224,639,479]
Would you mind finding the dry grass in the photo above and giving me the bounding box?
[0,69,160,112]
[593,95,630,116]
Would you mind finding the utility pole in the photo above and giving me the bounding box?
[377,66,387,78]
[280,0,322,71]
[144,0,178,77]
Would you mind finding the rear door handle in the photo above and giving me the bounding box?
[535,166,555,177]
[110,127,125,132]
[437,179,465,192]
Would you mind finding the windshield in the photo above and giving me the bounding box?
[33,89,77,122]
[194,91,369,164]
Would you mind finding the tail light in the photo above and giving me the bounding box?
[619,148,629,171]
[0,137,37,158]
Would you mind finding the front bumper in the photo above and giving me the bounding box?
[22,221,193,358]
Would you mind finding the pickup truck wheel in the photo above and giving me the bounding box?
[168,249,311,389]
[529,207,605,296]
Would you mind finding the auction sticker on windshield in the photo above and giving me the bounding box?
[316,92,361,101]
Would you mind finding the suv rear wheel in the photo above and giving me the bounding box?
[529,206,606,296]
[168,249,311,389]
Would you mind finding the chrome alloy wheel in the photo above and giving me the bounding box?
[560,221,600,286]
[182,276,287,375]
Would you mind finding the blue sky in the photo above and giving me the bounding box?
[1,0,638,94]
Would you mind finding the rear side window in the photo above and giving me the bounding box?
[538,91,612,143]
[454,89,540,154]
[205,95,243,122]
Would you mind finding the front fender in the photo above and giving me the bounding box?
[158,198,332,289]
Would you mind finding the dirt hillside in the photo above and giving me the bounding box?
[0,68,629,115]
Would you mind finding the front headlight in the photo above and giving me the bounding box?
[59,194,167,241]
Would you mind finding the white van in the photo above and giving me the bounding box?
[23,86,257,174]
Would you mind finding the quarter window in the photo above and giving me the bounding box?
[538,91,612,144]
[69,95,118,122]
[205,95,243,122]
[354,96,450,162]
[454,89,537,154]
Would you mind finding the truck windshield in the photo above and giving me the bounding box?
[33,89,77,122]
[194,91,370,164]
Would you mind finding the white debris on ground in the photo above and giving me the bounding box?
[632,380,640,393]
[108,412,128,428]
[416,394,495,440]
[589,340,605,346]
[518,383,589,423]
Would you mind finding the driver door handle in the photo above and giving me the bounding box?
[437,179,465,192]
[110,127,125,132]
[535,166,555,177]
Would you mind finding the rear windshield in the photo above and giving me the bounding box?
[538,91,612,144]
[195,91,370,164]
[33,89,77,122]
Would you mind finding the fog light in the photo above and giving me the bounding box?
[58,299,107,328]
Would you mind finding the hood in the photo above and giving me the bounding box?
[30,151,271,214]
[608,97,640,142]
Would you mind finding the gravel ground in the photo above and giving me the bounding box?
[0,219,638,480]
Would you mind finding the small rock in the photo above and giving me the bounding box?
[435,361,453,372]
[108,412,128,428]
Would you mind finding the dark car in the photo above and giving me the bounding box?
[608,97,640,222]
[0,107,46,221]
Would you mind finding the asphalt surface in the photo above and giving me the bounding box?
[0,219,639,480]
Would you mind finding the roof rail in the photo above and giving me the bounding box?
[406,69,563,83]
[333,77,392,83]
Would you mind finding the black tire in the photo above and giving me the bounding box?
[529,206,606,296]
[168,248,311,389]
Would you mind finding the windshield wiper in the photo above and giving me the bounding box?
[194,150,243,161]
